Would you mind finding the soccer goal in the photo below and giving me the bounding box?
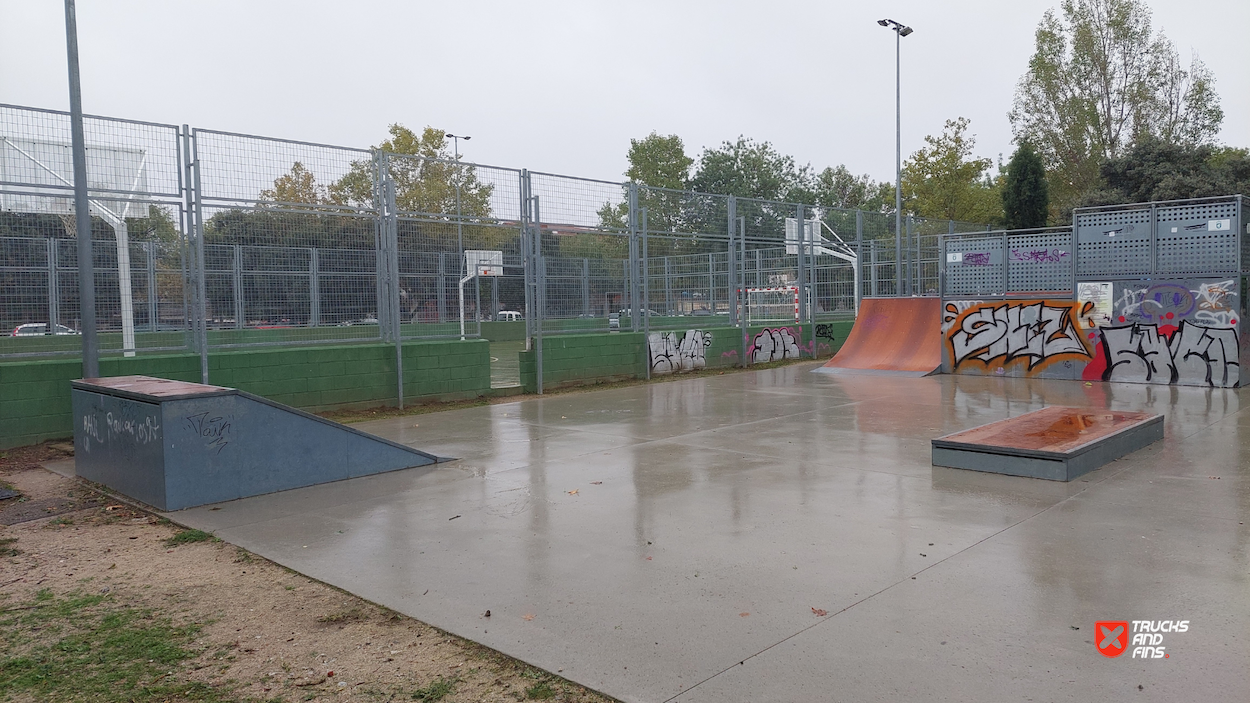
[745,286,799,324]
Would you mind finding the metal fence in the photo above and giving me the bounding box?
[2,101,993,387]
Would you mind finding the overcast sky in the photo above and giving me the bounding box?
[2,0,1246,186]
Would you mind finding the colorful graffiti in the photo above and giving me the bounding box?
[946,301,1092,373]
[648,330,712,375]
[1084,321,1239,386]
[749,327,801,363]
[1078,279,1240,387]
[1010,248,1069,263]
[945,279,1242,387]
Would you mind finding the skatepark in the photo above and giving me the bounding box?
[3,95,1249,701]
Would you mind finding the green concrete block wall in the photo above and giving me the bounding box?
[519,333,647,393]
[515,319,855,392]
[0,339,490,450]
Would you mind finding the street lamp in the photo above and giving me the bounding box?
[878,18,912,295]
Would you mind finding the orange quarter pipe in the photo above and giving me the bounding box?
[814,297,942,376]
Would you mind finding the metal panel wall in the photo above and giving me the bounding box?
[1006,231,1072,293]
[1075,207,1151,277]
[942,236,1003,297]
[1155,200,1240,275]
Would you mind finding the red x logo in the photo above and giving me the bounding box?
[1096,621,1129,658]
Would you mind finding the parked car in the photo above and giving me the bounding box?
[11,323,79,336]
[496,311,523,322]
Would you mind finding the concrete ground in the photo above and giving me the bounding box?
[167,363,1248,702]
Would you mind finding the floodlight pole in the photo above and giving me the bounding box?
[879,18,912,296]
[65,0,97,378]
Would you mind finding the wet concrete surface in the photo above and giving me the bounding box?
[168,363,1250,702]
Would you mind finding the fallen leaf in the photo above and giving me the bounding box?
[645,556,652,561]
[484,610,491,617]
[567,489,578,495]
[105,505,123,511]
[811,607,828,617]
[522,614,535,621]
[739,612,749,617]
[591,481,603,485]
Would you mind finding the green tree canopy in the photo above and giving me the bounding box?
[1082,139,1250,206]
[809,165,895,213]
[688,136,811,203]
[1001,143,1050,229]
[901,117,1002,224]
[330,125,494,219]
[1010,0,1223,216]
[259,162,327,205]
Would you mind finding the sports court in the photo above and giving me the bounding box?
[168,364,1249,702]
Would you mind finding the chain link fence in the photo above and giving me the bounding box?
[2,102,994,385]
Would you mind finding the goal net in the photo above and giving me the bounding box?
[745,287,799,324]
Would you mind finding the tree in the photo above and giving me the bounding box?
[330,125,493,218]
[1001,143,1050,229]
[259,162,326,205]
[810,165,895,213]
[901,118,1002,224]
[597,132,693,234]
[1081,139,1250,205]
[688,136,810,203]
[1010,0,1223,215]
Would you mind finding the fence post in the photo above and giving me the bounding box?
[642,207,650,381]
[232,244,243,329]
[795,204,806,323]
[183,126,209,383]
[309,247,320,328]
[47,238,59,330]
[520,171,532,348]
[582,258,590,317]
[739,215,747,367]
[855,209,863,313]
[727,195,737,325]
[905,214,914,296]
[145,241,156,332]
[627,183,640,331]
[533,195,543,395]
[437,253,446,324]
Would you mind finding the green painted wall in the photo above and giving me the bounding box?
[0,339,489,450]
[519,333,647,393]
[516,320,854,393]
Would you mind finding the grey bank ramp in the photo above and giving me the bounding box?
[72,375,450,511]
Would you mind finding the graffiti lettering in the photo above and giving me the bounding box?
[105,411,161,445]
[963,252,992,266]
[750,327,801,363]
[1097,321,1239,387]
[185,411,233,454]
[1010,248,1069,263]
[814,323,837,341]
[649,329,712,375]
[948,302,1090,370]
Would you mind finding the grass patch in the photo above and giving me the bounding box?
[316,606,367,624]
[0,589,229,702]
[411,675,457,701]
[163,529,216,547]
[525,681,556,699]
[0,537,19,557]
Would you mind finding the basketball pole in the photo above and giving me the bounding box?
[65,0,98,378]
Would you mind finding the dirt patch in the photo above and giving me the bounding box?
[0,444,615,702]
